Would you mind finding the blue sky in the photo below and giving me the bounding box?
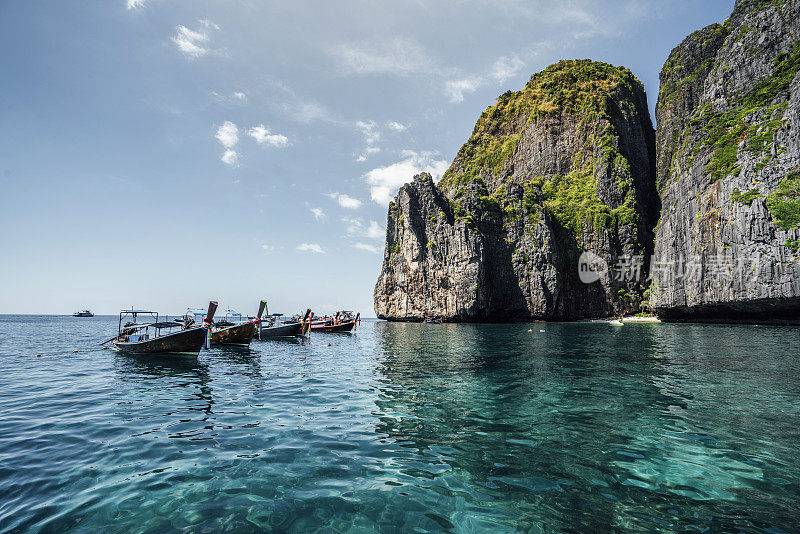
[0,0,733,316]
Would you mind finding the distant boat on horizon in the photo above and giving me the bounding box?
[73,310,94,317]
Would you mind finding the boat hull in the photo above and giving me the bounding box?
[256,322,304,338]
[114,326,207,355]
[310,320,356,333]
[211,322,256,345]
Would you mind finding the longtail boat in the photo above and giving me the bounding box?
[211,321,256,345]
[210,308,256,346]
[255,302,312,338]
[105,301,217,355]
[181,306,256,346]
[310,311,359,333]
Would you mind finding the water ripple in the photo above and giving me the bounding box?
[1,316,799,532]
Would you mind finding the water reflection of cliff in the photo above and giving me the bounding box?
[370,322,800,531]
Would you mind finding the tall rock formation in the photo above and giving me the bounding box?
[375,60,659,321]
[652,0,800,322]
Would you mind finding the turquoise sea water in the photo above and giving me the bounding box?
[1,315,799,532]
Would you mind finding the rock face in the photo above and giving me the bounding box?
[375,60,659,321]
[651,0,800,322]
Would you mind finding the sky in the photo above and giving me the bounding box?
[0,0,734,316]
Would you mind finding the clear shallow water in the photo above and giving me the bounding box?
[1,316,799,533]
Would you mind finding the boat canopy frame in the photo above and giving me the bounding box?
[117,309,182,337]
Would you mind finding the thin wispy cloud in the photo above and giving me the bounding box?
[363,150,448,205]
[284,101,335,124]
[310,207,325,220]
[353,242,381,254]
[327,192,363,210]
[331,38,438,76]
[198,19,219,31]
[212,91,248,104]
[172,20,218,58]
[126,0,146,9]
[297,243,325,254]
[443,49,537,103]
[356,120,381,160]
[261,244,275,252]
[248,124,289,148]
[386,121,408,132]
[492,55,525,83]
[342,218,383,239]
[366,220,384,239]
[445,77,482,104]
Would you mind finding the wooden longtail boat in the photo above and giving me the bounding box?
[210,321,256,345]
[180,306,256,346]
[310,311,359,333]
[256,307,312,339]
[107,302,217,355]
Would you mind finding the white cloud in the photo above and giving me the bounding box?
[310,207,325,220]
[215,121,239,165]
[354,242,381,254]
[492,55,524,84]
[261,244,274,251]
[215,121,239,148]
[386,121,408,132]
[366,220,384,239]
[327,192,363,209]
[263,80,339,125]
[445,77,482,104]
[357,120,380,145]
[297,243,325,254]
[363,151,449,205]
[355,155,367,163]
[126,0,146,9]
[198,19,219,30]
[212,91,247,104]
[344,218,384,240]
[331,38,437,76]
[286,101,334,124]
[172,25,209,57]
[248,124,289,148]
[356,120,381,160]
[342,217,363,236]
[221,149,239,166]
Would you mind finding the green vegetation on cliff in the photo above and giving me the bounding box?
[658,23,730,106]
[731,187,762,205]
[766,171,800,230]
[440,60,642,192]
[439,59,645,243]
[695,42,799,181]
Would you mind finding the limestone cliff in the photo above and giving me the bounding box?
[651,0,800,322]
[374,60,659,321]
